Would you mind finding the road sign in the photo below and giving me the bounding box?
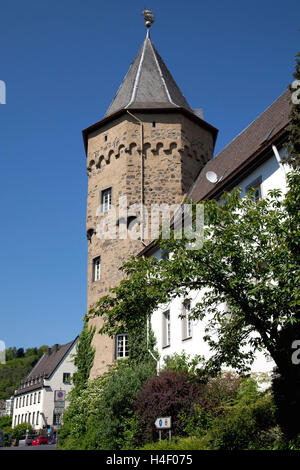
[54,390,66,401]
[155,417,171,429]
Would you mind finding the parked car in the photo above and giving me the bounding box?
[0,428,4,447]
[32,435,48,446]
[18,434,35,446]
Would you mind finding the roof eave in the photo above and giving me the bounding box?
[197,127,288,201]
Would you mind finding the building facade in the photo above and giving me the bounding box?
[12,338,78,431]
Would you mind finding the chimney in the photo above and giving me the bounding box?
[48,347,51,355]
[55,344,59,353]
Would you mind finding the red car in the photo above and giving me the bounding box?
[32,435,48,446]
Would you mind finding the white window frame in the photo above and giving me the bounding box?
[101,187,112,213]
[162,310,171,348]
[116,334,128,359]
[93,256,101,282]
[182,300,192,340]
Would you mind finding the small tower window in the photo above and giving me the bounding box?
[104,135,108,141]
[116,334,128,359]
[93,257,101,282]
[101,188,112,213]
[152,122,156,128]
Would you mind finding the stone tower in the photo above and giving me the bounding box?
[82,21,217,378]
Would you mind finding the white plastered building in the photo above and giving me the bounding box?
[12,337,78,431]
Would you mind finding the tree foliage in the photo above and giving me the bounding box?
[71,321,95,396]
[0,346,49,400]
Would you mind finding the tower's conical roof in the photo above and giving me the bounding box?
[105,31,192,117]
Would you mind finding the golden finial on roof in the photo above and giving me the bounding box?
[142,9,154,28]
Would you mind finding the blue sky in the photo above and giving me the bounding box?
[0,0,299,350]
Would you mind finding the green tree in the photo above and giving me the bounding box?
[5,347,17,362]
[11,423,33,445]
[89,172,300,440]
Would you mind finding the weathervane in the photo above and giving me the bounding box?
[142,9,154,28]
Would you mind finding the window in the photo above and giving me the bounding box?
[28,413,31,424]
[63,373,71,383]
[182,300,192,340]
[26,395,29,406]
[101,187,112,213]
[38,392,41,403]
[246,177,262,202]
[36,411,39,426]
[116,334,128,359]
[15,398,18,409]
[32,412,35,425]
[162,310,171,348]
[93,256,101,281]
[30,394,33,405]
[34,392,36,404]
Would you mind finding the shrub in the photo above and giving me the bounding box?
[199,379,277,450]
[163,352,206,377]
[179,371,242,439]
[134,369,205,444]
[58,359,155,450]
[138,436,208,450]
[91,360,155,449]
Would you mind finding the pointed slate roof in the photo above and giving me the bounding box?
[105,31,192,117]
